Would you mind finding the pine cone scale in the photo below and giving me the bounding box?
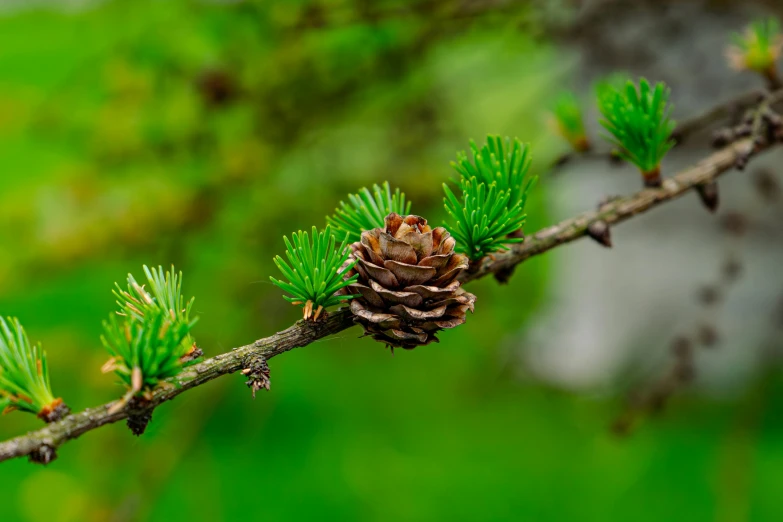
[350,300,400,328]
[403,282,459,299]
[350,283,386,308]
[368,283,424,307]
[419,317,465,331]
[360,235,386,265]
[401,231,433,258]
[378,232,419,264]
[388,303,448,321]
[356,258,399,288]
[418,254,450,269]
[388,329,428,343]
[383,260,436,286]
[430,262,468,286]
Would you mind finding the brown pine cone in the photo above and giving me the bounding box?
[345,213,476,349]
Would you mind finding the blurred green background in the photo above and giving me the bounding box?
[1,1,782,521]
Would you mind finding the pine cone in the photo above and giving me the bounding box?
[346,213,476,349]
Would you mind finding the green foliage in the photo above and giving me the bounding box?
[597,78,676,175]
[446,135,536,260]
[0,2,768,518]
[0,317,57,416]
[101,308,197,391]
[728,18,782,72]
[270,226,359,319]
[103,265,199,393]
[443,176,532,261]
[550,92,589,151]
[113,265,196,354]
[327,182,412,242]
[451,136,534,207]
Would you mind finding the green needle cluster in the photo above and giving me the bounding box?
[727,18,782,75]
[270,226,359,320]
[444,135,536,261]
[102,265,199,400]
[443,177,531,261]
[597,78,676,185]
[113,265,197,356]
[0,317,61,419]
[101,309,196,393]
[327,181,411,242]
[451,135,533,207]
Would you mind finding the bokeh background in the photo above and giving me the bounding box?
[1,1,783,521]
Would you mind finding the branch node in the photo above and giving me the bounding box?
[126,397,154,436]
[492,265,517,284]
[242,354,271,398]
[695,181,720,213]
[37,399,70,423]
[179,344,204,364]
[642,172,662,188]
[28,444,57,465]
[586,220,612,248]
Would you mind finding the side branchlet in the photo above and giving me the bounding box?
[0,317,68,422]
[103,265,200,414]
[726,18,783,89]
[270,225,359,320]
[101,309,197,412]
[443,176,532,261]
[451,135,535,208]
[113,265,199,361]
[597,78,677,187]
[446,136,536,261]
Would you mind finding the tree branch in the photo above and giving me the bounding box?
[0,134,771,465]
[0,310,356,464]
[465,138,760,281]
[552,88,779,170]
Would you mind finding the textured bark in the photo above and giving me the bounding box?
[0,134,771,465]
